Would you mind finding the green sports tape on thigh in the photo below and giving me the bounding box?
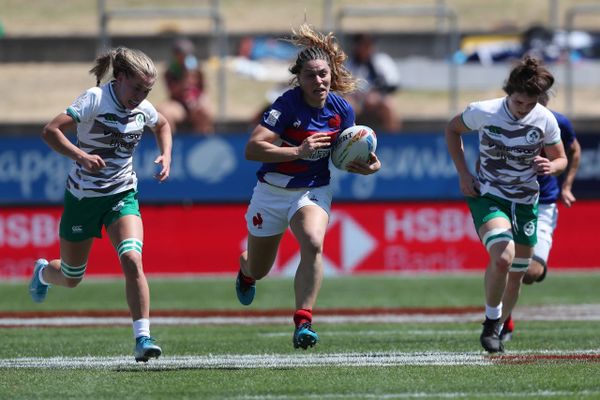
[60,260,87,279]
[481,228,513,252]
[510,257,531,272]
[117,238,143,258]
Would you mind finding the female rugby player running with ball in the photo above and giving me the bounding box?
[235,23,381,350]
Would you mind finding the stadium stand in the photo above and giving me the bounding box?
[3,1,600,135]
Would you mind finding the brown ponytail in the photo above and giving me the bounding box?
[287,23,358,94]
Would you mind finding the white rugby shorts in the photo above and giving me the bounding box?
[245,181,332,237]
[533,202,558,263]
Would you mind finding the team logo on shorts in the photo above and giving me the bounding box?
[526,129,540,144]
[252,212,263,229]
[71,225,83,234]
[112,200,125,212]
[523,220,536,236]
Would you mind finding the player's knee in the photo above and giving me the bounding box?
[121,256,143,278]
[298,232,324,257]
[522,267,540,285]
[120,253,143,278]
[491,253,512,273]
[483,229,514,273]
[251,270,267,280]
[246,262,268,280]
[120,249,141,265]
[245,256,272,280]
[523,259,545,285]
[117,238,144,274]
[239,252,258,280]
[303,240,323,258]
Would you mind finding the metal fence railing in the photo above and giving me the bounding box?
[564,4,600,118]
[333,4,460,115]
[96,0,228,121]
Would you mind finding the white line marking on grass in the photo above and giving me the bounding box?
[0,352,492,369]
[1,350,599,370]
[227,390,600,399]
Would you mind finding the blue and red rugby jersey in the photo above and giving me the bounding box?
[538,110,576,204]
[256,86,355,188]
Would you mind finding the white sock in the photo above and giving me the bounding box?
[133,318,150,339]
[485,303,502,320]
[38,266,49,286]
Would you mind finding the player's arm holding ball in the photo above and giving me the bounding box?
[332,125,381,175]
[246,125,331,162]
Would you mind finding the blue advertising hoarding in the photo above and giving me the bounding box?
[1,132,599,204]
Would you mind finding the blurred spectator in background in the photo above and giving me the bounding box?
[455,24,600,65]
[345,33,402,133]
[158,38,214,135]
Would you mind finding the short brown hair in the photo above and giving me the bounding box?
[503,55,554,97]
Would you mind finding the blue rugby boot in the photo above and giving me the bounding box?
[235,270,256,306]
[29,258,50,303]
[134,336,162,362]
[293,322,319,350]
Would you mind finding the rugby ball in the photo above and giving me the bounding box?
[331,125,377,170]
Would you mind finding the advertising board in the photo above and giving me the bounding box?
[2,201,596,279]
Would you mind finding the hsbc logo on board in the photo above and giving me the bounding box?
[0,213,60,248]
[273,211,377,276]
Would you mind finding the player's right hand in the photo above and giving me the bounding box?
[458,172,480,197]
[297,133,331,159]
[81,154,106,172]
[346,152,381,175]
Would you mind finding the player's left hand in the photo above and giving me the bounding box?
[346,152,381,175]
[533,155,553,176]
[561,187,576,207]
[154,155,171,182]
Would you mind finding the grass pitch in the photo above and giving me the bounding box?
[1,273,600,399]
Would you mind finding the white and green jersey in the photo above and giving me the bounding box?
[461,97,561,204]
[65,81,158,199]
